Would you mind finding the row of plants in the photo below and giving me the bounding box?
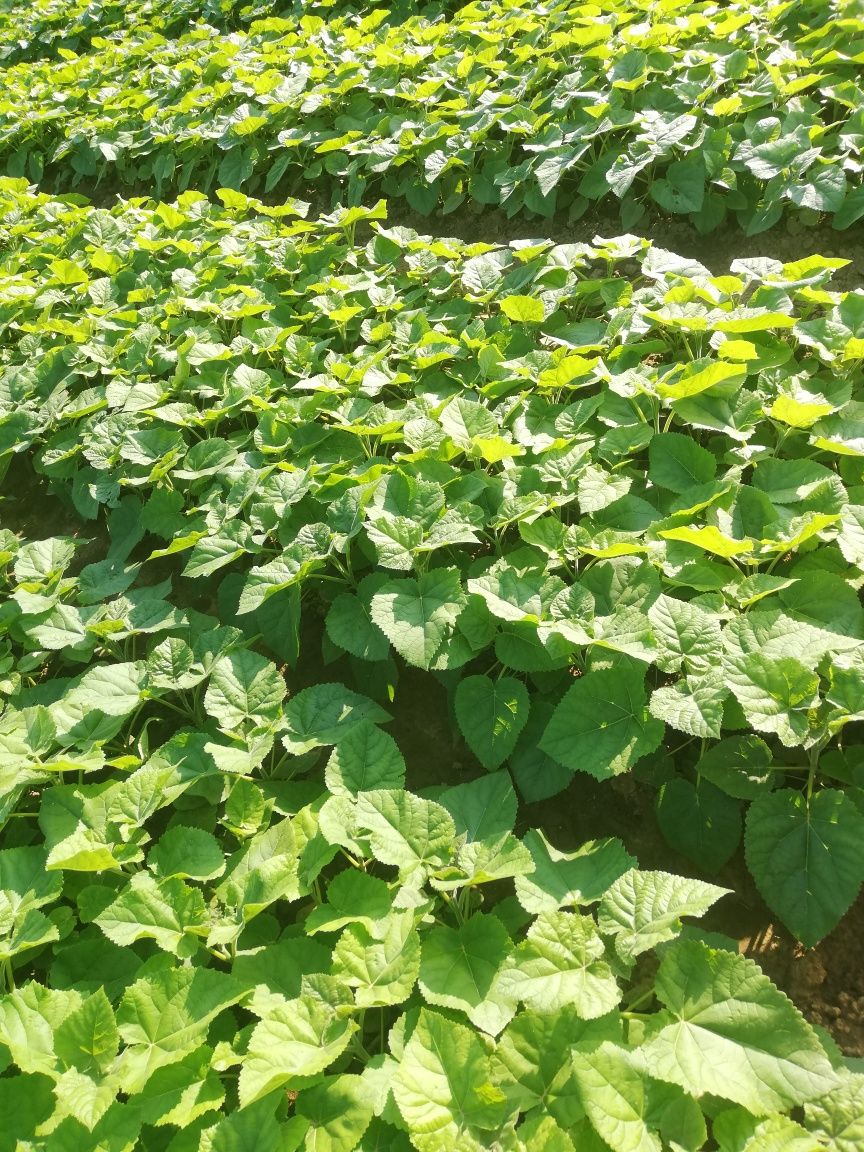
[1,0,863,231]
[0,0,429,65]
[2,616,860,1149]
[3,175,864,949]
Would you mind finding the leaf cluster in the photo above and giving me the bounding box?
[3,180,864,948]
[1,0,863,230]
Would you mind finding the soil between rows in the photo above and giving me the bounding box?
[377,201,864,290]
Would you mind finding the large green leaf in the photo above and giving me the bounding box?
[391,1009,510,1150]
[648,432,717,494]
[370,568,467,669]
[454,675,530,770]
[497,911,620,1016]
[418,913,514,1034]
[694,735,774,800]
[655,777,742,872]
[437,772,518,841]
[540,666,664,780]
[638,940,838,1113]
[744,789,864,946]
[598,869,730,960]
[148,827,225,882]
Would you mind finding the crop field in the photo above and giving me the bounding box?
[1,0,864,1149]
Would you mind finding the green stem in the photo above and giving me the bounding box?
[439,889,464,925]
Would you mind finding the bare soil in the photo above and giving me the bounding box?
[378,201,864,290]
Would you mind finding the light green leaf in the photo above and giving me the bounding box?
[95,871,208,957]
[638,939,838,1113]
[282,683,390,754]
[325,723,406,797]
[239,976,356,1107]
[418,913,515,1035]
[725,653,820,747]
[333,910,420,1007]
[497,911,620,1016]
[805,1074,864,1152]
[204,651,286,730]
[366,517,423,570]
[439,397,498,449]
[500,296,547,323]
[714,1108,823,1152]
[659,525,753,557]
[598,869,730,961]
[70,663,145,717]
[515,832,636,914]
[148,827,225,882]
[648,594,722,673]
[137,1046,224,1128]
[295,1075,375,1152]
[649,674,727,739]
[216,817,301,918]
[656,359,745,400]
[54,988,118,1077]
[370,569,467,670]
[117,967,245,1093]
[391,1009,509,1148]
[0,906,59,962]
[570,1042,659,1152]
[494,1006,619,1123]
[0,982,81,1075]
[305,870,392,935]
[353,790,455,880]
[769,394,834,429]
[836,505,864,566]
